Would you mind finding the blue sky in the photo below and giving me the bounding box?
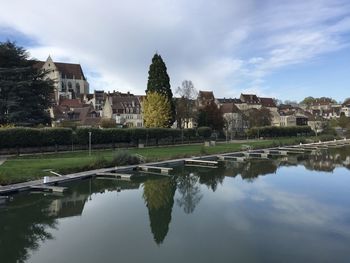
[1,0,350,102]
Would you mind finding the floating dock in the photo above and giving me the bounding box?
[1,139,349,196]
[137,165,173,175]
[96,172,133,181]
[217,155,247,162]
[185,159,218,167]
[30,185,68,193]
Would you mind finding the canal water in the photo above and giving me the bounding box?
[1,147,350,263]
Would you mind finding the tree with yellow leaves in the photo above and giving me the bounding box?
[143,91,172,128]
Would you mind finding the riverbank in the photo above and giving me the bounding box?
[0,137,316,185]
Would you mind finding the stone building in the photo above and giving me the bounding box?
[102,92,143,127]
[35,56,89,103]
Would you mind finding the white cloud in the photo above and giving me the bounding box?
[1,0,350,99]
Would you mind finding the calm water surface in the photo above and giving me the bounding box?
[1,147,350,263]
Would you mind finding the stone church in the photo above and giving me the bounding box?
[35,56,89,103]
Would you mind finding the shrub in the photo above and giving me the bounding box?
[89,155,109,169]
[247,126,313,138]
[111,150,140,166]
[318,134,338,142]
[197,127,212,138]
[183,128,196,140]
[100,118,117,128]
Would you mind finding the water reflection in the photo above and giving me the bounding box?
[176,173,202,214]
[1,146,350,262]
[0,179,140,263]
[143,178,176,244]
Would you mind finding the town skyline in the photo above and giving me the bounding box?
[1,0,350,101]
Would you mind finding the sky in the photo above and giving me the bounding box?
[1,0,350,102]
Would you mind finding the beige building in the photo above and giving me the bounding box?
[36,56,89,103]
[280,114,296,127]
[102,92,143,127]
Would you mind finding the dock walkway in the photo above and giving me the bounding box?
[1,139,349,196]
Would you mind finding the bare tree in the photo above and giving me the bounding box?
[175,80,198,128]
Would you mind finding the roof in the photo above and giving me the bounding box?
[260,97,276,108]
[280,111,295,116]
[343,98,350,106]
[217,98,242,104]
[55,62,86,80]
[278,104,293,110]
[82,117,102,127]
[311,98,334,106]
[240,94,260,104]
[59,99,83,108]
[220,103,241,114]
[108,93,141,113]
[303,111,325,121]
[35,60,86,80]
[198,91,215,100]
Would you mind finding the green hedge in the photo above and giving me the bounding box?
[247,126,314,138]
[0,128,72,148]
[197,127,212,138]
[0,127,215,148]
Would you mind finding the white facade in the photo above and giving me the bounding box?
[341,106,350,117]
[280,115,296,127]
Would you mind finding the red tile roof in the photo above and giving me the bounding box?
[198,91,215,100]
[260,97,276,108]
[220,103,241,114]
[240,94,260,104]
[35,61,86,80]
[60,99,83,108]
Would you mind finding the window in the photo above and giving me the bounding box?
[68,82,72,91]
[76,83,80,92]
[61,82,66,92]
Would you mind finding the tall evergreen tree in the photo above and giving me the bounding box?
[146,53,175,127]
[0,41,54,126]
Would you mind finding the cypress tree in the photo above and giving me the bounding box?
[146,53,175,127]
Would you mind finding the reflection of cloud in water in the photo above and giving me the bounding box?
[218,179,350,237]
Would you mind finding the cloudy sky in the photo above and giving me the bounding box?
[1,0,350,102]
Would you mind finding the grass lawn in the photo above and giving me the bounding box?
[0,137,311,185]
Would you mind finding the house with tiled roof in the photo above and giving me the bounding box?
[197,91,219,108]
[220,102,245,136]
[102,91,143,127]
[260,97,277,110]
[50,103,100,127]
[82,90,107,111]
[238,94,262,111]
[35,56,89,103]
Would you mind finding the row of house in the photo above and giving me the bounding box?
[36,56,349,132]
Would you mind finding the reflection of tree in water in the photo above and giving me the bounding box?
[176,173,203,214]
[0,195,57,263]
[223,159,277,181]
[143,178,176,245]
[195,165,226,192]
[0,179,135,263]
[240,160,277,181]
[302,147,350,172]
